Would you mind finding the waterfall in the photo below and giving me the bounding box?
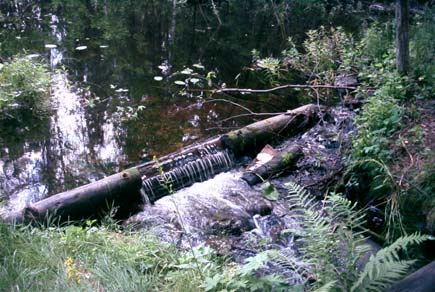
[140,145,234,203]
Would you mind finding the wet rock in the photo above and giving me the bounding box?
[127,171,273,248]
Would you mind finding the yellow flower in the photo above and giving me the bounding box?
[64,256,80,283]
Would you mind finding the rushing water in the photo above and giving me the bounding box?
[0,1,360,211]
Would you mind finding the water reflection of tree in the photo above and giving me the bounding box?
[0,0,365,204]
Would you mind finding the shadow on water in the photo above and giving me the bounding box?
[0,1,361,211]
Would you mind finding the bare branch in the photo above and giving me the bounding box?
[216,84,376,94]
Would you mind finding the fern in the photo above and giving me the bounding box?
[279,182,429,292]
[351,233,429,292]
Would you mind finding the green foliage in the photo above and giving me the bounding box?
[203,251,291,292]
[352,91,403,163]
[0,221,215,292]
[251,26,358,101]
[261,181,280,201]
[359,22,394,63]
[410,7,435,98]
[351,233,427,292]
[268,183,428,292]
[0,56,51,116]
[283,26,356,83]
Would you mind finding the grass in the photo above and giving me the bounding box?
[0,220,215,292]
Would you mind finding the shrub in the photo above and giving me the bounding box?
[0,56,51,116]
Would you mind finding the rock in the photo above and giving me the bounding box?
[386,261,435,292]
[126,171,273,248]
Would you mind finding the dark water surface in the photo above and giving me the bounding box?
[0,1,359,211]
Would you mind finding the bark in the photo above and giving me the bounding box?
[396,0,410,74]
[221,104,322,157]
[5,167,143,223]
[242,144,303,185]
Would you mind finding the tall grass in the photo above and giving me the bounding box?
[0,220,213,292]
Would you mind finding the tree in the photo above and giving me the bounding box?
[395,0,410,74]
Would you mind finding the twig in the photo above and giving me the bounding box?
[219,112,286,123]
[217,84,377,94]
[203,98,254,114]
[398,135,415,187]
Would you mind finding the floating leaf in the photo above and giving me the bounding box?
[261,182,279,201]
[154,76,163,81]
[189,78,200,84]
[75,46,88,50]
[193,63,205,69]
[174,80,186,86]
[181,68,193,75]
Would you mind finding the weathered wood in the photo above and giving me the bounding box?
[396,0,410,74]
[221,104,321,157]
[242,145,303,185]
[5,167,143,223]
[386,260,435,292]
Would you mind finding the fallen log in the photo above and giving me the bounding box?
[241,144,303,185]
[4,167,143,223]
[2,104,322,223]
[221,104,321,157]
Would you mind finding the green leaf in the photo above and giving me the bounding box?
[261,182,280,201]
[203,274,222,291]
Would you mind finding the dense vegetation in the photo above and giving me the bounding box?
[0,56,51,117]
[1,1,434,291]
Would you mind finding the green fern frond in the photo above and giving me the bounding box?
[268,249,312,283]
[311,281,337,292]
[351,233,428,292]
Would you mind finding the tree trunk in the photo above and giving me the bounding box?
[396,0,410,74]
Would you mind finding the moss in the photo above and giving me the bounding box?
[281,152,295,166]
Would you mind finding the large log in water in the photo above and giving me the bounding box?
[5,167,143,223]
[221,104,320,157]
[3,104,321,223]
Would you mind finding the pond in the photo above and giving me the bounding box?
[0,1,359,212]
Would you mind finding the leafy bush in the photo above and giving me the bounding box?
[352,90,403,163]
[282,26,356,82]
[0,56,51,116]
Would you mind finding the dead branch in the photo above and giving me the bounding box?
[216,84,377,94]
